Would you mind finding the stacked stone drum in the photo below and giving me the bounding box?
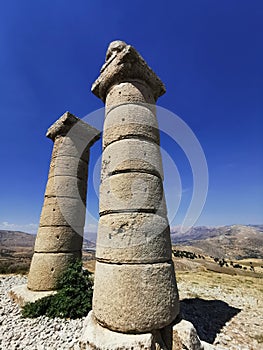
[27,112,99,291]
[91,41,179,333]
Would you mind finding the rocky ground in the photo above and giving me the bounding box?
[0,275,85,350]
[0,273,262,350]
[177,270,263,350]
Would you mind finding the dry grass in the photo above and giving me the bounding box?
[176,269,263,295]
[83,260,96,273]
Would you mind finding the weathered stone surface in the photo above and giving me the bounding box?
[105,81,155,113]
[45,175,87,202]
[92,42,165,102]
[46,111,100,146]
[80,311,156,350]
[27,113,100,292]
[52,135,90,162]
[80,312,173,349]
[103,103,160,148]
[39,196,86,228]
[34,226,83,252]
[92,261,179,333]
[172,330,184,349]
[89,41,179,345]
[201,342,216,350]
[48,155,88,180]
[27,252,80,291]
[173,319,213,350]
[9,284,56,307]
[99,172,167,216]
[101,139,164,180]
[96,213,172,263]
[106,40,127,60]
[46,111,79,139]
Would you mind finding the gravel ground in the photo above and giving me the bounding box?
[177,273,263,350]
[0,274,262,349]
[0,276,84,350]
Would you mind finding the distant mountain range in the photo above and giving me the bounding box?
[0,230,95,254]
[1,224,262,260]
[0,230,35,253]
[171,224,263,259]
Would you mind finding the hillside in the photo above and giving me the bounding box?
[0,230,96,273]
[0,230,95,253]
[171,224,263,260]
[0,230,35,254]
[1,224,262,260]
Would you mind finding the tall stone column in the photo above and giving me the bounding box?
[26,111,100,292]
[80,41,179,349]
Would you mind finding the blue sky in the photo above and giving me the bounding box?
[0,0,262,234]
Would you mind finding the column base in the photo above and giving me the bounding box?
[79,312,216,350]
[9,284,56,307]
[79,311,172,350]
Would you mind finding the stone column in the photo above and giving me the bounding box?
[27,111,100,291]
[80,41,179,349]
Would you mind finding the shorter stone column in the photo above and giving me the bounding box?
[10,112,100,304]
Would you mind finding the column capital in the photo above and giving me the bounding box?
[46,111,100,146]
[91,41,166,102]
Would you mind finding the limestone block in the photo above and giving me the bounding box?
[101,139,164,180]
[52,135,90,162]
[80,311,156,350]
[201,341,217,350]
[34,226,83,253]
[48,155,88,180]
[173,320,205,350]
[45,175,87,202]
[106,40,127,60]
[93,261,179,333]
[91,43,165,102]
[27,252,80,291]
[96,213,172,263]
[39,196,86,228]
[99,172,167,215]
[105,81,155,113]
[46,111,100,147]
[9,284,56,307]
[103,103,160,148]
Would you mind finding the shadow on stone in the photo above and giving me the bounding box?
[180,298,241,344]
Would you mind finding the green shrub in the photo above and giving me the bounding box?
[22,260,93,319]
[0,261,30,275]
[7,262,30,275]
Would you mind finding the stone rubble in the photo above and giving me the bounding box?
[1,275,262,350]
